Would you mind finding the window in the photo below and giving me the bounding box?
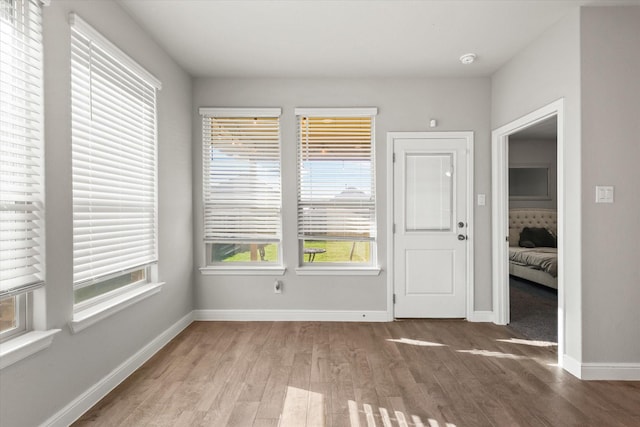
[70,14,161,308]
[296,108,377,266]
[0,0,44,342]
[200,108,282,268]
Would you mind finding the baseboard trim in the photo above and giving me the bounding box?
[194,309,389,322]
[562,354,583,379]
[562,355,640,380]
[42,311,194,427]
[581,363,640,381]
[468,310,494,322]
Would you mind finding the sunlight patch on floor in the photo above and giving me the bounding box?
[349,399,361,426]
[307,386,325,426]
[428,418,458,427]
[386,338,447,347]
[345,399,458,427]
[363,403,377,426]
[379,406,393,426]
[412,414,425,426]
[497,337,557,347]
[280,386,324,427]
[282,387,460,426]
[456,349,527,359]
[394,409,409,426]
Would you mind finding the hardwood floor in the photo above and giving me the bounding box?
[74,320,640,426]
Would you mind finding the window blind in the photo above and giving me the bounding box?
[0,0,45,297]
[200,108,282,243]
[70,14,160,287]
[296,108,377,241]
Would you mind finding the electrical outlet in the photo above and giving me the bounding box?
[274,280,282,294]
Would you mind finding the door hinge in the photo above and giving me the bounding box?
[393,153,396,162]
[393,294,396,304]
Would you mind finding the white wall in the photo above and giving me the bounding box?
[509,138,558,209]
[491,10,582,362]
[580,6,640,364]
[192,77,493,313]
[0,2,193,426]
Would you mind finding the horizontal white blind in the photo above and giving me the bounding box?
[297,111,376,241]
[71,16,158,287]
[202,110,281,243]
[0,0,45,296]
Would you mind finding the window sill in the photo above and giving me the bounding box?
[0,329,61,370]
[200,266,286,276]
[295,266,381,276]
[70,282,164,334]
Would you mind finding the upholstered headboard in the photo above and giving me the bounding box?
[508,209,557,246]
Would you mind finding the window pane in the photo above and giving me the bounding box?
[296,111,377,266]
[74,269,146,305]
[0,296,17,334]
[202,111,282,268]
[297,116,376,242]
[302,240,370,263]
[405,153,453,231]
[202,114,282,248]
[209,243,279,263]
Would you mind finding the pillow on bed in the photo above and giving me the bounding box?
[520,240,536,248]
[519,227,557,248]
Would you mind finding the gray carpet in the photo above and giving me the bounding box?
[508,276,557,343]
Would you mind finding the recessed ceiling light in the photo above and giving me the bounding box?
[459,53,477,65]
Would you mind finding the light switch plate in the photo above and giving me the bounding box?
[595,186,614,203]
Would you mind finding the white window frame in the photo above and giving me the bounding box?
[0,0,60,371]
[72,265,150,313]
[295,108,380,275]
[69,13,163,330]
[199,108,285,276]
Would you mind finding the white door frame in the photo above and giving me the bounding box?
[491,99,565,361]
[387,132,474,320]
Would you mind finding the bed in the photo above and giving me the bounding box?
[508,209,558,289]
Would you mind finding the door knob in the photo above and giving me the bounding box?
[457,234,467,241]
[458,221,465,228]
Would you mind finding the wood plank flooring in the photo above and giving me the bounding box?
[73,320,640,426]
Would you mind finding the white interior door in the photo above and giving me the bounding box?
[393,136,470,318]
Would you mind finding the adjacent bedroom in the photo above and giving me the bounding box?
[507,116,558,343]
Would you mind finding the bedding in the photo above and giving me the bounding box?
[509,246,558,278]
[508,209,558,289]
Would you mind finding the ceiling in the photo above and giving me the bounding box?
[118,0,639,78]
[510,116,557,141]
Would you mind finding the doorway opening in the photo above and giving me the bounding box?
[507,116,558,343]
[492,99,564,364]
